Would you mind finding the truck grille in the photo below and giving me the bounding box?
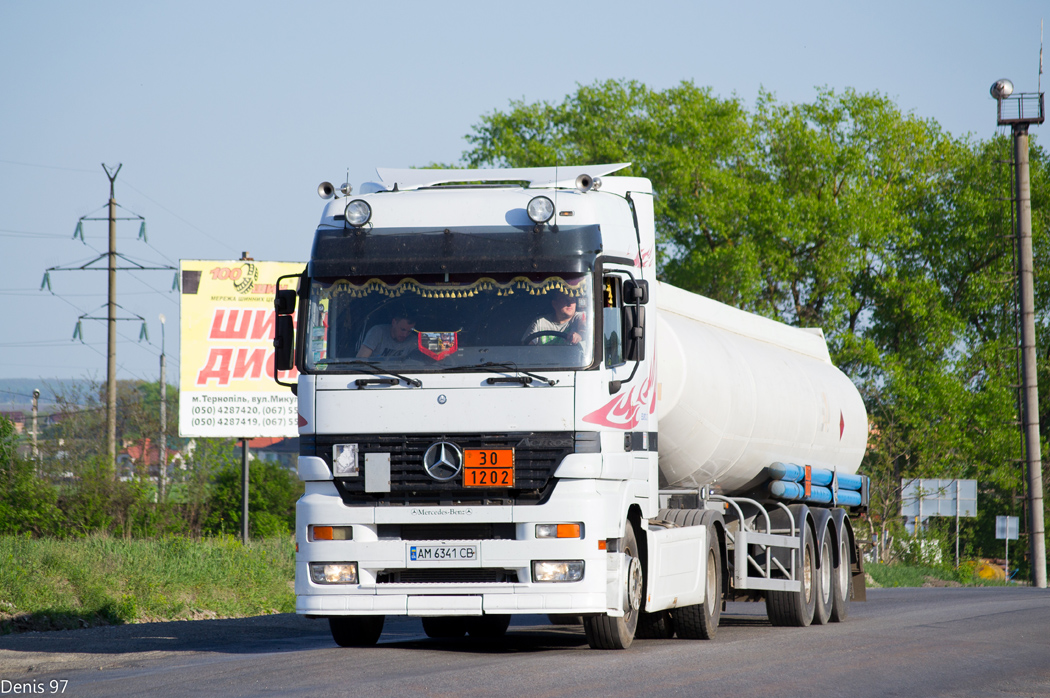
[304,432,574,506]
[379,523,516,540]
[376,569,519,584]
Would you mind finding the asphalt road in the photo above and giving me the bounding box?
[0,587,1047,697]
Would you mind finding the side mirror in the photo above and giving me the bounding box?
[624,279,649,305]
[274,315,295,371]
[624,306,645,362]
[275,288,297,315]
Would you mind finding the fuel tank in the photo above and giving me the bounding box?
[654,282,867,494]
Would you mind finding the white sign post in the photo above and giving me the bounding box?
[900,479,978,568]
[995,515,1019,580]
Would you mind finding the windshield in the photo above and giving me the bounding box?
[304,273,594,372]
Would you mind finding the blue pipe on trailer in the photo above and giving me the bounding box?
[767,462,864,491]
[767,480,863,507]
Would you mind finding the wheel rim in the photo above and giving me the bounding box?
[705,548,717,615]
[627,555,643,612]
[837,536,850,601]
[803,540,813,604]
[820,538,832,605]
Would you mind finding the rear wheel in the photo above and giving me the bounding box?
[813,526,833,625]
[329,615,385,647]
[830,527,852,622]
[674,522,721,640]
[766,523,816,627]
[422,616,468,638]
[466,614,511,638]
[583,522,641,649]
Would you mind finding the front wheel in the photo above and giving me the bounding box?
[329,615,385,647]
[583,522,641,649]
[674,522,721,640]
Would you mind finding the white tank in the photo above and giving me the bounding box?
[655,282,868,494]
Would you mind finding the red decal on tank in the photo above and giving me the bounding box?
[583,362,656,430]
[839,411,845,440]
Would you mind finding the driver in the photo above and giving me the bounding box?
[357,312,417,358]
[522,290,585,345]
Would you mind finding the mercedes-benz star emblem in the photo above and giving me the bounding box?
[422,441,463,481]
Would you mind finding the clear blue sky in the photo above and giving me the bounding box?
[0,0,1045,391]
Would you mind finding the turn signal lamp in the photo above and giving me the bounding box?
[310,525,352,541]
[536,523,582,539]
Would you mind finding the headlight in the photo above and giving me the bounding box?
[532,560,584,583]
[535,523,582,539]
[344,199,372,227]
[527,196,555,224]
[309,562,358,584]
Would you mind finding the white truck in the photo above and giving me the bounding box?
[273,164,869,649]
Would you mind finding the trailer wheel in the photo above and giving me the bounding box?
[635,610,675,639]
[422,616,468,638]
[466,614,511,638]
[766,523,817,627]
[813,526,833,625]
[583,522,641,649]
[328,615,385,647]
[830,528,852,622]
[674,522,721,640]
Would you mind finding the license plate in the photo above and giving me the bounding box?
[463,449,515,488]
[407,544,479,566]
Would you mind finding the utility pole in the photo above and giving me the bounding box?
[159,313,167,500]
[104,163,121,471]
[31,389,39,465]
[991,79,1046,588]
[41,165,177,477]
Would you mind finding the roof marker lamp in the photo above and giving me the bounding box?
[527,196,555,225]
[344,200,372,227]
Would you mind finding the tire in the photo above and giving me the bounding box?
[674,522,721,640]
[583,522,641,649]
[813,526,833,626]
[328,615,385,647]
[466,614,511,638]
[635,610,675,639]
[422,616,468,638]
[766,522,816,627]
[830,526,852,622]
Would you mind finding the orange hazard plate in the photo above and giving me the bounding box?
[463,449,515,487]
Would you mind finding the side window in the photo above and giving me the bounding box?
[603,276,625,367]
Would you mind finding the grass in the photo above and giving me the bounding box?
[866,561,1012,588]
[0,535,295,634]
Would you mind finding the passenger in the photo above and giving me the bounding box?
[357,313,417,358]
[522,290,585,345]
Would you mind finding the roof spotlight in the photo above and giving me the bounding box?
[344,199,372,227]
[527,196,555,224]
[990,79,1014,100]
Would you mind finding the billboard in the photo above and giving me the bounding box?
[179,259,304,438]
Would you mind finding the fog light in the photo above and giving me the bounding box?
[536,523,582,539]
[309,562,358,584]
[344,199,372,227]
[527,196,555,224]
[310,525,352,541]
[532,560,584,583]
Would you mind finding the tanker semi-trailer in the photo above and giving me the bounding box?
[274,164,870,650]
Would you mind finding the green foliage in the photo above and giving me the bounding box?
[0,535,295,633]
[463,79,1050,562]
[0,417,62,535]
[205,458,303,538]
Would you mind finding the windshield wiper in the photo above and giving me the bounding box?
[454,362,558,387]
[318,359,423,387]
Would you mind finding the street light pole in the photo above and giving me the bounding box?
[991,79,1046,588]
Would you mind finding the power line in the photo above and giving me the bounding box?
[122,178,238,254]
[0,158,97,174]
